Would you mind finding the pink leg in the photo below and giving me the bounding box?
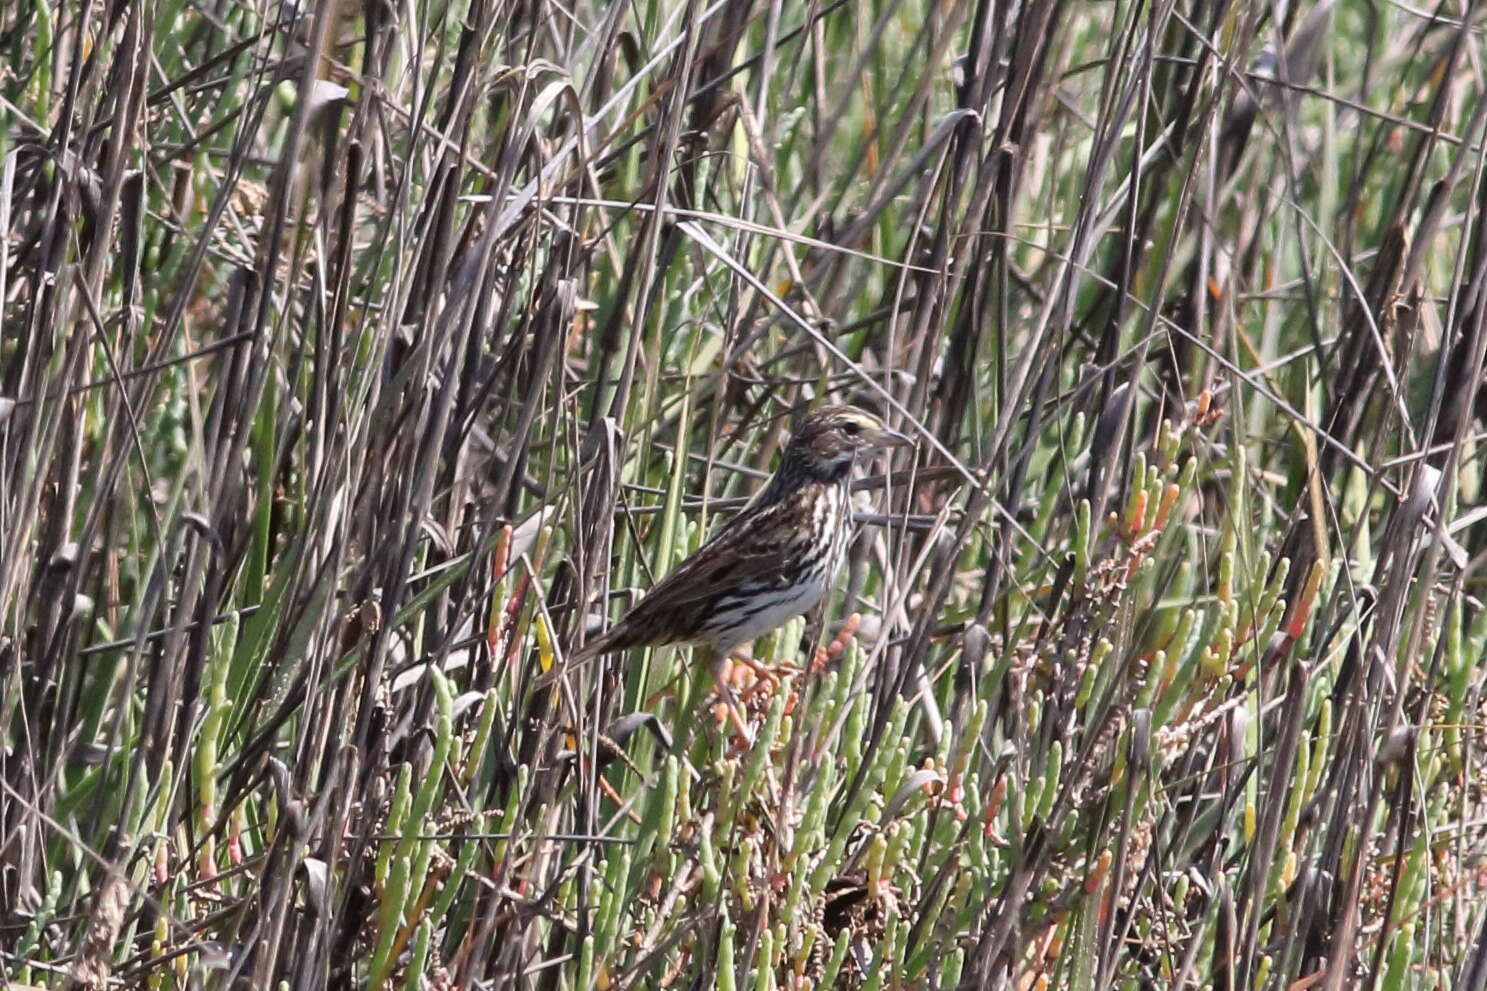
[708,650,754,746]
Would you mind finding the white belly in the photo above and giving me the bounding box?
[697,479,850,652]
[706,571,831,650]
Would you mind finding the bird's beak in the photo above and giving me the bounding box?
[872,425,914,448]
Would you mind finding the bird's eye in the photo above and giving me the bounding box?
[842,421,862,436]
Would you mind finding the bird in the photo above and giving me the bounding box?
[548,404,911,737]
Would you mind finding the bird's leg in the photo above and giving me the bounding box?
[707,649,754,746]
[731,648,799,687]
[730,649,781,686]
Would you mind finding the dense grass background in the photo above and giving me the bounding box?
[4,0,1487,987]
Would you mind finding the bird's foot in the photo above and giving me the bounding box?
[729,651,800,690]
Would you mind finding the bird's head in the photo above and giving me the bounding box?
[786,405,912,478]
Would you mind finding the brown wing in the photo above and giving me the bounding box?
[586,492,812,653]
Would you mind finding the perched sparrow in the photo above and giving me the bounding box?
[555,405,910,736]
